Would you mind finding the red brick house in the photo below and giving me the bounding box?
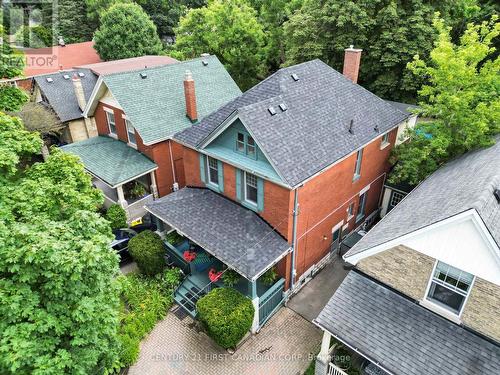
[146,47,415,330]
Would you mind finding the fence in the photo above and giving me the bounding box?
[258,278,285,326]
[328,363,349,375]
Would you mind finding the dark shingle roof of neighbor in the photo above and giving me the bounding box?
[34,69,98,122]
[145,187,291,280]
[384,100,418,115]
[175,59,409,187]
[101,55,241,145]
[61,136,157,187]
[315,271,500,375]
[346,138,500,258]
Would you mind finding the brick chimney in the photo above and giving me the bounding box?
[343,45,362,83]
[184,70,197,122]
[72,73,86,111]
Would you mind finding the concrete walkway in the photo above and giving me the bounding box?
[128,307,321,375]
[287,259,350,322]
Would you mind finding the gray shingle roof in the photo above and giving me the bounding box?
[61,136,157,187]
[101,55,241,145]
[175,59,409,187]
[384,100,418,115]
[346,139,500,257]
[315,271,500,375]
[145,187,291,280]
[34,69,97,122]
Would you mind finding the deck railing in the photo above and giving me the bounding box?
[126,194,154,222]
[258,278,285,326]
[328,363,349,375]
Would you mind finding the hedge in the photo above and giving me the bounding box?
[128,230,165,276]
[105,204,127,230]
[196,288,254,349]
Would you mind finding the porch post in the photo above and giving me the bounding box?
[315,330,332,375]
[116,184,128,208]
[248,279,259,334]
[150,171,158,198]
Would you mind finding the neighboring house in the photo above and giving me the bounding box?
[32,56,179,144]
[314,140,500,375]
[33,69,98,143]
[62,55,241,223]
[144,47,415,331]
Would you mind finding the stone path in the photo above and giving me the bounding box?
[128,307,322,375]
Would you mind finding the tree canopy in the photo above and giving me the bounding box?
[0,113,120,374]
[93,2,163,60]
[173,0,266,90]
[389,16,500,184]
[56,0,97,44]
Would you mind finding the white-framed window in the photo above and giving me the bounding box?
[236,132,245,153]
[389,191,405,209]
[247,135,256,157]
[236,132,257,159]
[426,261,474,315]
[244,172,258,205]
[207,156,219,185]
[353,149,363,180]
[106,111,116,135]
[125,119,136,145]
[347,202,355,219]
[356,191,367,222]
[381,132,390,148]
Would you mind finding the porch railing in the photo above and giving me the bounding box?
[328,363,349,375]
[258,278,285,326]
[126,194,154,222]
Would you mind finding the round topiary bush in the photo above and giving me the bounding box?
[128,230,165,276]
[105,203,127,230]
[196,288,254,349]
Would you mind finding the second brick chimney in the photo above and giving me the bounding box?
[343,45,362,83]
[184,70,197,122]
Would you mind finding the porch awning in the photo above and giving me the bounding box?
[145,187,291,280]
[314,271,500,375]
[61,136,157,187]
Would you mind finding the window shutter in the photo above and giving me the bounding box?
[217,160,224,192]
[257,177,264,212]
[199,154,206,183]
[236,169,242,201]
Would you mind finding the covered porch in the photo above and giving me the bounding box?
[61,136,158,223]
[146,187,291,333]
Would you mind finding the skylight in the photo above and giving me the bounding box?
[291,73,299,81]
[63,74,70,80]
[78,72,85,77]
[46,77,53,83]
[279,103,287,112]
[268,107,277,116]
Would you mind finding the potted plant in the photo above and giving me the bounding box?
[130,181,147,199]
[260,267,278,286]
[222,269,241,287]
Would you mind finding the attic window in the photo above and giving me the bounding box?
[46,77,53,83]
[78,72,85,77]
[268,107,277,116]
[140,72,148,79]
[291,73,299,81]
[279,103,287,112]
[202,60,208,66]
[63,74,70,80]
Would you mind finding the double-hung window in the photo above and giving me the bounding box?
[244,172,258,205]
[347,202,355,219]
[381,132,390,148]
[426,261,474,315]
[236,132,257,159]
[125,119,136,146]
[247,136,256,157]
[207,156,219,186]
[388,191,405,211]
[353,149,363,180]
[356,192,367,222]
[106,111,116,136]
[236,133,246,153]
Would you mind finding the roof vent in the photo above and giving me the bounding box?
[46,77,53,83]
[200,53,210,57]
[268,107,277,116]
[63,74,70,80]
[494,189,500,203]
[291,73,299,81]
[279,103,287,112]
[374,124,379,132]
[202,60,209,66]
[348,119,354,134]
[78,72,85,77]
[140,72,148,79]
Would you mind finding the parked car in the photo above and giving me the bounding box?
[111,228,137,263]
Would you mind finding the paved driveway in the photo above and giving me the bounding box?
[128,307,321,375]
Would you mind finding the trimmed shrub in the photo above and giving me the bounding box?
[196,288,254,349]
[106,204,127,230]
[260,267,278,286]
[128,230,165,276]
[222,269,241,287]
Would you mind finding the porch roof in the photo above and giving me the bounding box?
[145,188,291,280]
[315,271,500,375]
[61,136,157,187]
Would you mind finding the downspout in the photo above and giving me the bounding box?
[290,188,299,291]
[168,141,177,185]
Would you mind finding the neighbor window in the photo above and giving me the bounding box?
[106,111,116,135]
[347,202,355,219]
[125,119,136,145]
[426,261,474,315]
[353,149,363,180]
[236,132,257,159]
[389,191,405,210]
[381,132,390,147]
[244,172,258,204]
[207,156,219,185]
[356,192,367,222]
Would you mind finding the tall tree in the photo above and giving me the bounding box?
[283,0,480,102]
[0,113,120,374]
[56,0,97,44]
[389,16,500,185]
[173,0,266,90]
[93,2,163,60]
